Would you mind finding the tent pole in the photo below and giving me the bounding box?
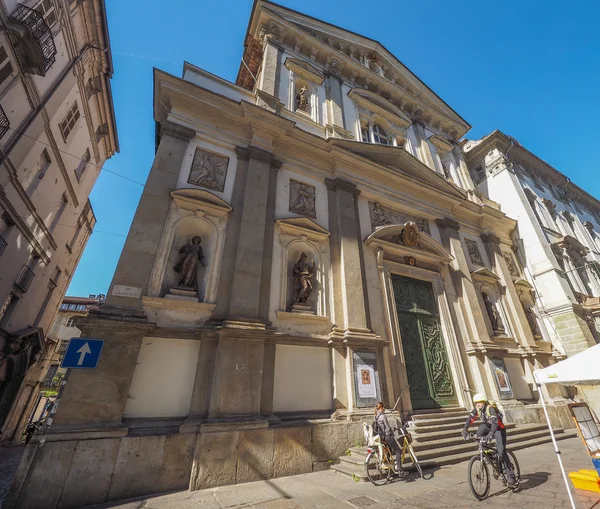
[536,381,576,509]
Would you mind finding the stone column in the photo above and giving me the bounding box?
[228,147,280,320]
[106,121,195,308]
[480,233,537,349]
[325,73,344,128]
[325,178,371,333]
[185,335,218,423]
[258,37,281,98]
[452,144,474,191]
[412,122,435,170]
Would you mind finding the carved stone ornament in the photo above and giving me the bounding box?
[401,222,419,247]
[295,86,309,112]
[289,179,316,218]
[369,202,430,234]
[292,252,316,306]
[503,252,519,277]
[465,239,484,266]
[482,292,505,336]
[404,256,416,266]
[188,148,229,193]
[173,236,206,292]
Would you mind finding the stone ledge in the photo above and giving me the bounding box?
[276,310,332,325]
[142,296,216,313]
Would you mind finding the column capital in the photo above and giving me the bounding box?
[480,233,500,245]
[160,120,195,141]
[435,217,460,231]
[235,146,282,169]
[325,178,360,197]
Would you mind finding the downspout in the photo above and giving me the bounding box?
[0,44,107,167]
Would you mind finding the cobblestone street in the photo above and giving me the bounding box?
[84,437,599,509]
[0,447,23,509]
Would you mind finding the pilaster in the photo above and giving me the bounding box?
[412,122,435,171]
[325,73,344,128]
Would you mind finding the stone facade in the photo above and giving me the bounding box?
[0,0,118,445]
[6,3,577,508]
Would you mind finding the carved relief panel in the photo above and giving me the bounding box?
[465,239,484,266]
[368,202,430,234]
[289,179,316,218]
[188,148,229,193]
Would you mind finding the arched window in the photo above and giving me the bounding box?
[372,123,389,145]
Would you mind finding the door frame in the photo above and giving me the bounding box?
[379,258,470,414]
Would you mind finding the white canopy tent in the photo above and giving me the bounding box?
[533,343,600,509]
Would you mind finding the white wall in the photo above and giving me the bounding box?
[123,337,200,418]
[273,344,333,412]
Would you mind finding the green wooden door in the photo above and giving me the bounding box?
[392,275,457,409]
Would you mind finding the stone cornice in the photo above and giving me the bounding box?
[324,177,360,196]
[160,120,196,141]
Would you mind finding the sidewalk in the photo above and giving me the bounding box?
[77,436,597,509]
[0,446,24,509]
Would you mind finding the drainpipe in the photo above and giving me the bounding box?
[0,44,107,167]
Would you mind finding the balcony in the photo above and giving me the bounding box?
[0,104,9,139]
[15,265,35,292]
[9,3,57,76]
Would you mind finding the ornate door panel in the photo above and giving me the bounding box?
[392,275,457,409]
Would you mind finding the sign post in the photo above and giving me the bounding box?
[60,338,104,369]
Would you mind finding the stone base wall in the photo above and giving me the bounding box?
[503,402,574,430]
[5,421,365,509]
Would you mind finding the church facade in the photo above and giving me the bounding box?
[5,2,577,508]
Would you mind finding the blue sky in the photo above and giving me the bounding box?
[68,0,600,296]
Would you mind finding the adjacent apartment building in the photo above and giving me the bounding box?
[0,0,117,443]
[6,2,582,507]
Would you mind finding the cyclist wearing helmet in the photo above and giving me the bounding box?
[461,393,516,486]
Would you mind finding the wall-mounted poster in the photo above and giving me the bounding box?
[353,351,381,408]
[490,358,513,400]
[568,403,600,456]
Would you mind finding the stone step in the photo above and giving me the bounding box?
[413,423,547,447]
[411,414,467,428]
[410,406,466,416]
[411,423,517,442]
[410,409,468,421]
[332,429,578,482]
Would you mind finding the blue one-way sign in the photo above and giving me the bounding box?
[61,338,104,369]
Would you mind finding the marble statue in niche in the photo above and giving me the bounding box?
[291,252,316,310]
[289,179,316,218]
[174,236,206,291]
[482,292,505,336]
[524,305,541,337]
[295,86,308,112]
[188,148,229,193]
[465,239,484,266]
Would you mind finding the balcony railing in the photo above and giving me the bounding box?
[15,265,35,292]
[10,3,57,74]
[0,104,9,139]
[0,233,7,257]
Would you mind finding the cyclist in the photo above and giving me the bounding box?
[461,393,516,486]
[375,402,405,475]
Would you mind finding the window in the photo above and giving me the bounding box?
[43,364,59,385]
[0,210,15,258]
[24,149,51,195]
[56,339,68,355]
[50,193,68,232]
[65,317,74,327]
[472,166,485,183]
[59,102,80,142]
[50,266,62,286]
[75,148,90,181]
[59,303,69,311]
[361,125,369,143]
[36,0,58,28]
[0,293,18,327]
[372,124,389,145]
[15,255,39,292]
[0,44,14,88]
[76,304,86,311]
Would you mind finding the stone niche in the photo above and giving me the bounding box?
[471,268,511,340]
[143,189,231,327]
[273,217,332,332]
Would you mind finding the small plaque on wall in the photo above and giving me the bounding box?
[353,351,381,408]
[112,285,142,298]
[490,358,513,400]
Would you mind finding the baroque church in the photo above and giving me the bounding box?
[6,2,591,508]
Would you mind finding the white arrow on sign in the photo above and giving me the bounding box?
[76,342,92,366]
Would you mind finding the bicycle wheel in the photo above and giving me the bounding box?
[468,456,490,500]
[502,451,521,489]
[366,450,391,486]
[407,446,424,478]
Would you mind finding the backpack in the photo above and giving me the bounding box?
[483,400,504,422]
[372,418,383,437]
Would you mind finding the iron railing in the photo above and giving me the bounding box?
[0,234,7,257]
[0,104,9,139]
[15,265,35,292]
[10,3,57,73]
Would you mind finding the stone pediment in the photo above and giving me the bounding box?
[471,267,501,284]
[348,89,411,127]
[364,223,453,265]
[328,139,466,199]
[284,57,324,84]
[275,217,330,241]
[170,188,232,218]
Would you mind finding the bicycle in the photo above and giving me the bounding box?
[465,432,521,500]
[364,419,423,485]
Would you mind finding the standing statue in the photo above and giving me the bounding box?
[295,86,308,112]
[482,292,505,335]
[292,252,316,305]
[524,305,540,336]
[173,236,206,291]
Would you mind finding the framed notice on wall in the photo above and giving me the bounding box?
[353,351,381,408]
[568,403,600,456]
[489,358,513,400]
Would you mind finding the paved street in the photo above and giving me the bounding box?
[85,437,599,509]
[0,447,24,509]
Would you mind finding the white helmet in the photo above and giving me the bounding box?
[472,393,487,403]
